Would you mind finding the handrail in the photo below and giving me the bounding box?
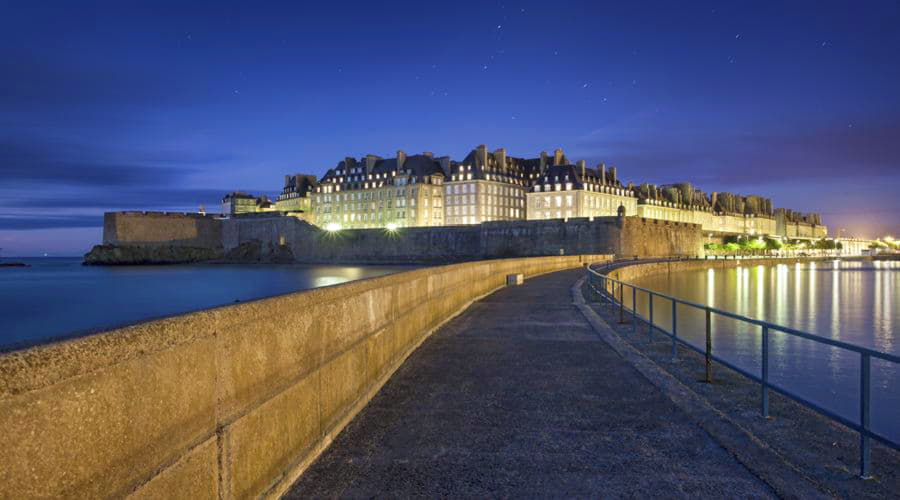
[585,258,899,478]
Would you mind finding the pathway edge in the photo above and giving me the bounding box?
[572,276,835,500]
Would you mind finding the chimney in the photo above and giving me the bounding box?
[553,148,564,166]
[397,150,407,170]
[494,148,507,168]
[609,166,617,185]
[284,175,291,187]
[540,151,548,174]
[598,163,606,185]
[577,160,586,178]
[476,144,488,168]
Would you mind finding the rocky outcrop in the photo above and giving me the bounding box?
[83,244,222,265]
[222,240,295,263]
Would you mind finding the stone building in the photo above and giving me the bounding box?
[295,144,827,239]
[775,209,828,238]
[443,145,538,225]
[311,151,445,229]
[526,151,636,220]
[634,182,715,228]
[222,192,275,216]
[275,174,318,215]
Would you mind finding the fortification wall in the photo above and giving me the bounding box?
[222,216,704,263]
[0,254,611,499]
[604,256,831,284]
[103,211,223,249]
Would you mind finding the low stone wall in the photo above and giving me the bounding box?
[604,256,831,284]
[0,254,611,499]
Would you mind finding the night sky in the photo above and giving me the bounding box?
[2,1,899,256]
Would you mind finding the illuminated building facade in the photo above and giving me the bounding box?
[274,174,318,216]
[527,154,637,220]
[444,145,538,225]
[311,151,445,229]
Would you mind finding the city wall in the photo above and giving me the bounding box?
[222,216,704,263]
[603,256,833,284]
[103,211,223,248]
[0,254,611,499]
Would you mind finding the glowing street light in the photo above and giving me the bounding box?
[385,223,398,232]
[325,223,342,232]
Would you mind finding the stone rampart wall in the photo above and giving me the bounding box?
[222,216,704,263]
[604,256,831,285]
[0,255,611,499]
[103,211,223,249]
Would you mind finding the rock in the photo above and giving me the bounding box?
[82,244,222,265]
[222,240,295,264]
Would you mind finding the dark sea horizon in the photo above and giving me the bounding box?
[0,257,420,351]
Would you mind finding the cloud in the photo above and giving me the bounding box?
[0,135,240,187]
[0,215,103,230]
[0,188,241,211]
[0,134,252,230]
[574,117,900,187]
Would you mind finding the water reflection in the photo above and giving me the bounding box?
[630,260,900,443]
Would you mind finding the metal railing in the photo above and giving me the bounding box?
[585,260,900,478]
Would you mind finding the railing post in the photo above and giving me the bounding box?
[860,353,871,479]
[671,300,678,360]
[589,270,596,302]
[761,325,769,418]
[618,283,625,323]
[632,286,637,334]
[648,292,654,343]
[705,309,712,383]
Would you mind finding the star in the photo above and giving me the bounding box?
[583,83,589,88]
[497,24,502,29]
[482,65,488,70]
[735,33,741,39]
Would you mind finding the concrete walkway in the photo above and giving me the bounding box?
[285,269,773,498]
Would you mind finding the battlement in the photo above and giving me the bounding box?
[102,212,223,248]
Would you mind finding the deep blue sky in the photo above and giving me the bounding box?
[2,1,898,256]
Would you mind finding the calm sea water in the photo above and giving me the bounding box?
[627,260,899,443]
[0,258,419,349]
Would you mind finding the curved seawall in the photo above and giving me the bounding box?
[0,255,610,499]
[604,256,831,283]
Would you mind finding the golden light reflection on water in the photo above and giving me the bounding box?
[632,260,898,354]
[808,262,817,332]
[776,264,788,325]
[627,259,899,439]
[755,265,764,318]
[831,264,840,335]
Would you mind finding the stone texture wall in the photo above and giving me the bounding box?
[0,254,610,499]
[222,216,704,263]
[604,256,832,284]
[103,211,223,249]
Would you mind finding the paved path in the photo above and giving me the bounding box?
[286,269,773,498]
